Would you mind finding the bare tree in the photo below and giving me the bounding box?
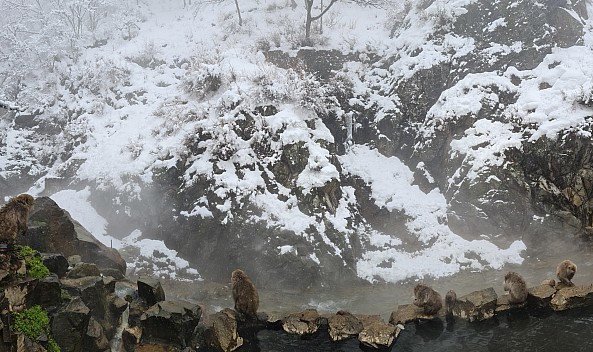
[303,0,384,45]
[197,0,242,26]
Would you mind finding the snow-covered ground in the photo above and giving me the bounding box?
[2,0,593,284]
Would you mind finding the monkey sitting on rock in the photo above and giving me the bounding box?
[413,284,442,316]
[0,194,34,245]
[231,269,259,320]
[503,271,528,305]
[556,260,577,288]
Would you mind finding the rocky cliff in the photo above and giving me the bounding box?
[1,0,592,289]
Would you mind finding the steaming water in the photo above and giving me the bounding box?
[155,232,593,351]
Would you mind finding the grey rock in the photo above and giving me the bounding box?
[327,311,363,342]
[551,285,593,311]
[137,276,166,306]
[67,262,101,279]
[451,287,498,322]
[282,309,322,336]
[141,300,202,347]
[41,253,69,278]
[389,303,440,325]
[51,298,91,352]
[357,317,401,350]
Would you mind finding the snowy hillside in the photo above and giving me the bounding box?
[1,0,593,288]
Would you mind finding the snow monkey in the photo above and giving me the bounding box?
[0,194,34,244]
[231,269,259,319]
[444,290,457,317]
[413,284,442,315]
[556,260,577,287]
[503,271,528,304]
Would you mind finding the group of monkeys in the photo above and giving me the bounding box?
[413,259,578,316]
[0,195,581,321]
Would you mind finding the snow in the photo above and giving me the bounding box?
[2,0,591,285]
[340,145,525,282]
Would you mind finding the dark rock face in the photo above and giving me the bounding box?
[25,197,126,275]
[51,298,91,352]
[140,300,202,347]
[197,308,243,352]
[137,276,166,306]
[41,253,69,278]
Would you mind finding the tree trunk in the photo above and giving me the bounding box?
[305,0,313,45]
[234,0,243,26]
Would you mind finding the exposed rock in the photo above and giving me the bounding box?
[137,276,166,306]
[3,278,38,312]
[67,262,101,279]
[25,197,126,275]
[83,316,110,352]
[141,300,201,347]
[527,284,557,311]
[31,274,62,309]
[122,326,142,352]
[51,298,91,352]
[389,303,439,325]
[327,311,363,342]
[198,308,243,352]
[41,253,69,278]
[16,334,46,352]
[451,287,498,322]
[282,309,322,336]
[496,294,527,313]
[551,285,593,311]
[357,317,400,350]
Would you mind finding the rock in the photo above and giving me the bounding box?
[137,276,166,306]
[51,298,91,352]
[451,287,498,322]
[60,276,123,342]
[31,274,62,309]
[122,326,142,352]
[327,311,363,342]
[357,317,401,350]
[141,300,202,347]
[527,284,557,311]
[41,253,69,278]
[82,316,110,352]
[496,294,527,313]
[389,303,439,325]
[16,334,46,352]
[282,309,322,336]
[199,308,243,352]
[68,255,82,267]
[67,262,101,279]
[3,278,38,312]
[551,285,593,311]
[25,197,126,275]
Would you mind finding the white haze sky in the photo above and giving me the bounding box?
[8,0,593,282]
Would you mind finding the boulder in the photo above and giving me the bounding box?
[198,308,243,352]
[3,278,38,312]
[31,274,62,309]
[550,285,593,311]
[67,262,101,279]
[122,326,142,352]
[451,287,497,322]
[327,311,363,342]
[25,197,126,275]
[82,316,110,352]
[357,317,400,350]
[389,303,439,325]
[16,334,46,352]
[141,300,202,347]
[51,298,91,352]
[41,253,69,278]
[527,284,557,311]
[495,294,527,313]
[138,276,166,307]
[282,309,322,336]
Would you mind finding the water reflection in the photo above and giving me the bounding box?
[234,306,593,352]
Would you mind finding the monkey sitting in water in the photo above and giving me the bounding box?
[503,271,528,305]
[556,260,577,287]
[231,269,259,320]
[413,284,442,315]
[444,290,457,317]
[0,194,34,244]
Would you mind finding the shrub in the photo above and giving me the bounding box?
[12,305,61,352]
[15,245,50,279]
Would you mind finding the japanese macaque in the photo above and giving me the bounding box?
[0,194,34,244]
[556,260,577,287]
[503,271,528,304]
[413,284,442,315]
[444,290,457,316]
[231,269,259,319]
